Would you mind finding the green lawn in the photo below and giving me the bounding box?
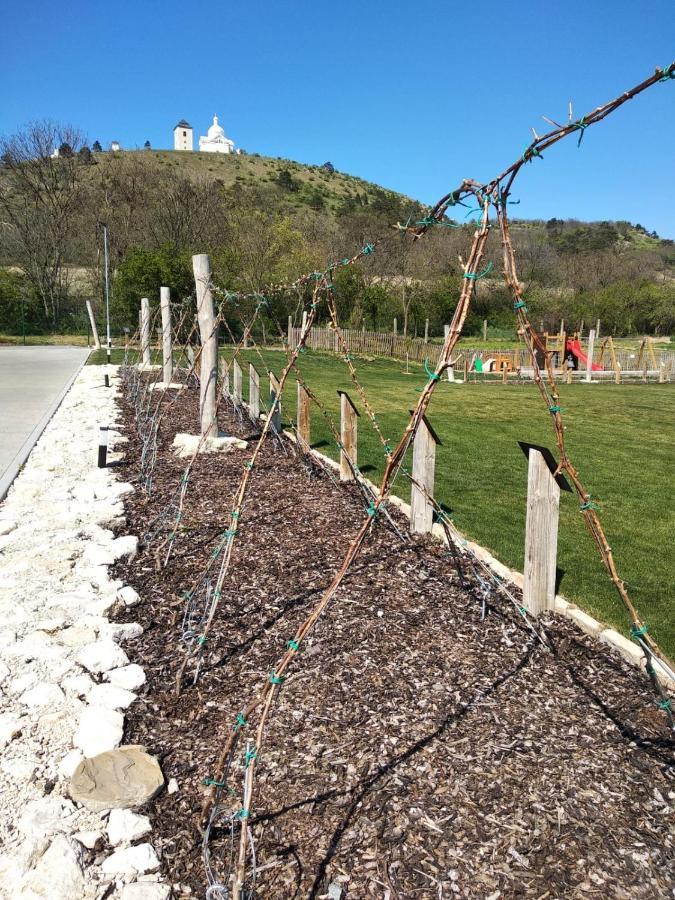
[91,347,674,656]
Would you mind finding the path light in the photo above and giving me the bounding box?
[97,426,108,468]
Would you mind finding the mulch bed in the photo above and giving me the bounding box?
[111,378,674,899]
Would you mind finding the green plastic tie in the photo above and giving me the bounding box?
[630,623,648,639]
[340,258,350,266]
[658,698,672,711]
[202,777,226,788]
[580,498,600,511]
[463,262,493,280]
[362,243,375,255]
[235,808,250,820]
[518,605,527,616]
[383,443,392,455]
[234,713,247,729]
[244,461,255,470]
[424,359,441,382]
[575,117,588,147]
[514,300,528,312]
[244,749,257,767]
[197,635,207,646]
[659,63,675,82]
[287,639,300,651]
[366,501,378,518]
[232,510,240,519]
[269,671,285,685]
[522,146,544,164]
[181,590,193,601]
[343,354,352,362]
[548,405,564,414]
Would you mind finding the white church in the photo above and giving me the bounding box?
[173,116,236,154]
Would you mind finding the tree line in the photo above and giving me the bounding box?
[1,120,673,339]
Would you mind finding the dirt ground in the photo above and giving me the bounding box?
[112,377,674,899]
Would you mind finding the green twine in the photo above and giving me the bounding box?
[424,359,440,382]
[197,635,207,646]
[463,262,493,281]
[287,639,300,651]
[548,405,564,414]
[658,698,672,711]
[202,777,226,787]
[362,243,375,255]
[514,300,528,312]
[340,258,350,266]
[518,606,527,617]
[580,498,600,511]
[366,501,378,518]
[269,671,285,685]
[659,63,675,82]
[232,510,240,519]
[181,590,193,601]
[383,443,392,455]
[343,354,352,362]
[235,808,250,820]
[630,623,649,639]
[234,712,247,729]
[244,461,255,471]
[575,117,588,147]
[181,473,190,485]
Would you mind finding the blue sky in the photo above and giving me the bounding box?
[3,0,674,236]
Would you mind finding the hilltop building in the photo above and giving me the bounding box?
[173,120,193,152]
[199,115,235,154]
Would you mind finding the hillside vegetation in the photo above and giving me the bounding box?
[0,121,673,339]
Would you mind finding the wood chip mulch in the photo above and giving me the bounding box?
[111,380,674,899]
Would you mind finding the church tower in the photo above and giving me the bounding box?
[173,120,193,152]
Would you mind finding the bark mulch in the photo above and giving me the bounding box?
[111,380,674,899]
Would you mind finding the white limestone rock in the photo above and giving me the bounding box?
[111,535,139,560]
[107,664,146,691]
[167,778,178,795]
[172,432,247,458]
[107,808,152,846]
[0,660,10,683]
[120,884,171,900]
[62,673,95,697]
[0,713,24,748]
[58,749,85,779]
[35,615,67,633]
[88,682,137,709]
[0,520,17,536]
[102,621,144,643]
[19,797,77,840]
[73,830,103,850]
[83,544,116,567]
[100,843,160,876]
[77,639,129,674]
[59,625,98,647]
[21,834,85,900]
[74,705,124,758]
[20,682,65,708]
[118,585,141,607]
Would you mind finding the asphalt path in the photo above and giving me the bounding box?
[0,346,90,500]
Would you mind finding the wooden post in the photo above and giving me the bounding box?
[192,254,218,438]
[140,297,151,366]
[523,448,560,615]
[297,382,310,448]
[424,318,429,344]
[647,336,658,370]
[86,301,101,350]
[338,391,359,481]
[232,358,243,405]
[607,336,621,384]
[249,364,260,419]
[444,325,453,382]
[585,328,596,383]
[410,413,441,535]
[269,372,281,433]
[287,315,292,349]
[219,358,230,397]
[596,318,601,340]
[160,286,172,385]
[482,319,488,342]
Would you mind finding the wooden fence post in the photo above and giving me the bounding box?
[338,391,359,481]
[160,286,172,385]
[249,364,260,419]
[287,316,292,349]
[297,382,310,448]
[192,254,218,438]
[523,448,560,615]
[269,371,281,433]
[585,328,596,383]
[140,297,151,366]
[233,358,243,405]
[482,319,488,342]
[409,413,441,535]
[219,358,230,397]
[86,301,101,350]
[424,318,429,343]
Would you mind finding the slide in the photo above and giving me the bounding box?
[566,339,603,371]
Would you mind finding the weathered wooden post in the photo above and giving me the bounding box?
[192,254,218,438]
[338,391,359,481]
[287,315,292,349]
[219,358,230,397]
[160,286,173,385]
[249,364,260,419]
[297,382,310,448]
[585,328,596,383]
[233,358,243,406]
[482,319,488,342]
[140,297,151,367]
[409,413,441,535]
[269,371,281,433]
[86,301,101,350]
[424,318,429,344]
[522,448,561,615]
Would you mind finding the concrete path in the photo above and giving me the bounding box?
[0,346,91,500]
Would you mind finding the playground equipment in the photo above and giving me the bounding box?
[566,337,603,371]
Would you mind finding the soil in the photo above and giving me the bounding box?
[112,376,674,899]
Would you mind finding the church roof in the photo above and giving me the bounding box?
[174,120,192,129]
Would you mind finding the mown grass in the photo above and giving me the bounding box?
[89,347,674,656]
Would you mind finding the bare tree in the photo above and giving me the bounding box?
[0,120,86,326]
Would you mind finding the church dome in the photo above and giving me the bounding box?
[207,116,225,139]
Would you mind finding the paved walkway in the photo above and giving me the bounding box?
[0,346,90,499]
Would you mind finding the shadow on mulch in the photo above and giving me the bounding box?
[111,379,674,899]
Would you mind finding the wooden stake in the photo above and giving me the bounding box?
[160,286,173,385]
[192,254,218,438]
[482,319,488,342]
[338,391,359,481]
[287,315,292,349]
[219,358,230,397]
[297,382,310,448]
[424,318,429,343]
[249,364,260,419]
[410,413,441,535]
[233,359,243,405]
[140,297,151,367]
[523,448,560,615]
[86,300,101,350]
[269,371,281,433]
[585,328,596,383]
